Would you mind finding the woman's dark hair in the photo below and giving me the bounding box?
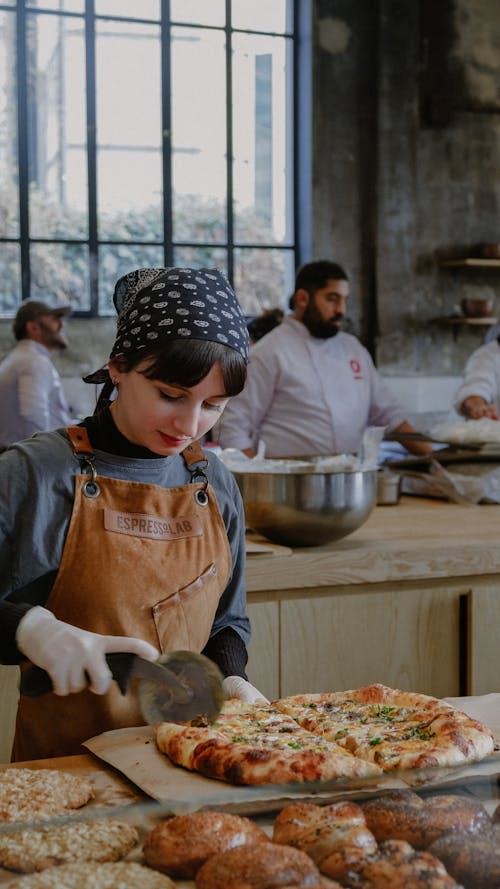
[89,339,247,414]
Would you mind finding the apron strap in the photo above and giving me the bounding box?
[181,440,207,469]
[67,425,94,456]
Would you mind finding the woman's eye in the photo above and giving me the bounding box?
[159,391,179,402]
[204,402,223,413]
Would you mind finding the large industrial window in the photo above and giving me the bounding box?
[0,0,311,317]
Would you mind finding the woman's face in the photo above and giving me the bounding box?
[109,357,229,455]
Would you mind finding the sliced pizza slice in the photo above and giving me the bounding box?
[155,699,382,786]
[274,684,494,772]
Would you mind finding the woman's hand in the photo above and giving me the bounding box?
[16,606,159,696]
[222,675,269,704]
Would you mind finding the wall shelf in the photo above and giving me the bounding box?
[430,315,498,327]
[440,258,500,268]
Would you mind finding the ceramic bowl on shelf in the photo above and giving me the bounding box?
[480,243,500,259]
[461,297,495,318]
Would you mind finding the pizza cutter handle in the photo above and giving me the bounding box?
[20,653,135,697]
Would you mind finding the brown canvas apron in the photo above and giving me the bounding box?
[13,428,231,761]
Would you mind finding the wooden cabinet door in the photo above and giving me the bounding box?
[280,583,462,698]
[467,584,500,695]
[246,601,280,701]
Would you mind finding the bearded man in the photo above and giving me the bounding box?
[0,299,72,449]
[215,260,429,459]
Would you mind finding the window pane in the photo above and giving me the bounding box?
[0,243,21,312]
[95,1,159,20]
[98,244,164,315]
[30,242,89,309]
[0,10,18,237]
[27,13,88,238]
[231,0,291,33]
[173,245,227,273]
[26,1,84,12]
[233,33,293,246]
[171,27,227,243]
[96,20,162,241]
[233,247,294,315]
[170,1,224,27]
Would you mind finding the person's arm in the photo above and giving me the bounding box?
[214,346,278,453]
[454,344,500,419]
[459,395,499,420]
[390,420,434,457]
[17,358,54,434]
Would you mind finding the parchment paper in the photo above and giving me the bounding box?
[83,694,500,813]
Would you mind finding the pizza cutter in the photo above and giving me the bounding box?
[20,650,225,725]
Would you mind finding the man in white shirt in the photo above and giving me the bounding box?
[215,260,432,458]
[0,299,72,449]
[454,337,500,420]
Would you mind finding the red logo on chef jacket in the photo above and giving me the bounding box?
[350,359,363,380]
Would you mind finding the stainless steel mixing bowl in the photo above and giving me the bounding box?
[232,467,378,547]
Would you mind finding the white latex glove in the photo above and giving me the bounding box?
[16,606,159,696]
[222,675,269,704]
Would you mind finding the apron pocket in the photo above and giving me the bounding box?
[152,562,220,653]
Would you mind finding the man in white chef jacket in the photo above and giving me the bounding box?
[0,299,72,450]
[215,260,431,459]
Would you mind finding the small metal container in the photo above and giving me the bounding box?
[377,470,401,505]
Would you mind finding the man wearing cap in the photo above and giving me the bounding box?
[0,299,72,449]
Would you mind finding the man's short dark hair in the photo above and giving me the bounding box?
[294,260,348,298]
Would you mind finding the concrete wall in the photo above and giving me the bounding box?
[314,0,500,379]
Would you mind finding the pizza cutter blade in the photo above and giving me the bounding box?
[134,650,225,725]
[20,650,224,725]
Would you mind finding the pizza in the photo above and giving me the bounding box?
[155,698,383,785]
[155,684,494,786]
[273,684,494,771]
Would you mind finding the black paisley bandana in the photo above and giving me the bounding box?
[110,267,249,361]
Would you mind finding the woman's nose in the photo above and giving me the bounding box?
[172,405,200,437]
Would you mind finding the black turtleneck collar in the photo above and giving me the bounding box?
[81,408,164,459]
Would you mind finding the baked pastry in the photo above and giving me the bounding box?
[342,838,462,888]
[273,801,377,880]
[429,825,500,889]
[5,861,175,889]
[0,768,94,823]
[143,810,268,878]
[361,789,490,848]
[0,819,138,873]
[194,840,329,888]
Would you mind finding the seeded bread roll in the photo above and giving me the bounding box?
[143,811,268,878]
[195,841,329,889]
[428,825,500,889]
[0,768,94,823]
[342,838,462,888]
[361,790,489,848]
[273,801,377,880]
[0,819,138,873]
[5,861,175,889]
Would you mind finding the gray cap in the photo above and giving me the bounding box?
[14,299,72,340]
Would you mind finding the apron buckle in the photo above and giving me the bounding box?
[81,455,101,499]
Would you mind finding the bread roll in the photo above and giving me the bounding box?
[361,789,489,848]
[143,811,268,878]
[195,841,328,889]
[429,825,500,889]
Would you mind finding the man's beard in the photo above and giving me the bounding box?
[302,302,342,339]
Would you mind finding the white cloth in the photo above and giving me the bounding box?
[453,339,500,416]
[215,318,405,457]
[0,340,72,447]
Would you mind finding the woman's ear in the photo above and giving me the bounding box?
[108,357,125,385]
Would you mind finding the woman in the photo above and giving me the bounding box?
[0,267,265,761]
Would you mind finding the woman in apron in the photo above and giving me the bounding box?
[0,267,265,760]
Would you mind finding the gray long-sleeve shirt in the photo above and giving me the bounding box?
[0,421,250,673]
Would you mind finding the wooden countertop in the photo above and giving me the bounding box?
[245,496,500,594]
